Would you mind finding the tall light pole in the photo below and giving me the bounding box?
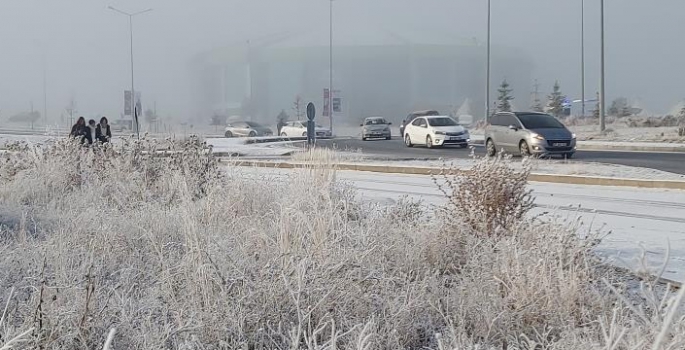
[108,6,152,138]
[329,0,334,134]
[580,0,586,117]
[599,0,606,132]
[486,0,492,122]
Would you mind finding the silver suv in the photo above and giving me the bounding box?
[485,112,576,158]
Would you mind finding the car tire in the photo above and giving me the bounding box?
[486,139,497,157]
[249,131,257,137]
[225,131,233,138]
[459,144,468,149]
[564,153,574,159]
[280,132,287,137]
[404,134,413,147]
[362,136,367,141]
[519,140,531,157]
[302,131,307,137]
[426,135,434,149]
[385,136,391,140]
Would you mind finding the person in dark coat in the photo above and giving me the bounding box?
[95,117,112,144]
[87,119,97,145]
[70,117,90,144]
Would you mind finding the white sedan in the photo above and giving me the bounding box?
[280,121,332,138]
[403,116,470,149]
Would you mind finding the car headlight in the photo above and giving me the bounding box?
[531,133,545,141]
[572,133,577,139]
[435,131,446,135]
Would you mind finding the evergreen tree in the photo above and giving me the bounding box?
[592,92,600,119]
[496,79,514,112]
[530,80,543,112]
[546,81,565,118]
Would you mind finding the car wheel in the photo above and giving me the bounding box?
[302,131,307,137]
[486,139,497,157]
[385,136,391,140]
[519,140,531,157]
[249,131,257,137]
[225,131,233,138]
[426,135,434,149]
[280,132,287,137]
[459,144,468,149]
[564,153,574,159]
[404,134,413,147]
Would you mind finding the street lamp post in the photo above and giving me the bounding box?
[108,6,152,138]
[486,0,491,122]
[599,0,606,132]
[329,0,334,135]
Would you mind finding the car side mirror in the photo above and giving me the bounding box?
[508,125,518,131]
[388,122,392,125]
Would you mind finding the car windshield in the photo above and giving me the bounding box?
[245,121,262,128]
[365,118,387,125]
[427,117,457,127]
[517,114,565,129]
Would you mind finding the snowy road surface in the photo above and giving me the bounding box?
[238,166,685,283]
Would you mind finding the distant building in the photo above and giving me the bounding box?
[188,26,535,126]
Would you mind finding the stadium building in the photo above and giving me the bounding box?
[188,26,535,127]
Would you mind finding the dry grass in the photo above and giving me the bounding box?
[0,139,683,349]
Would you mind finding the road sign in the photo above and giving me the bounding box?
[306,102,316,121]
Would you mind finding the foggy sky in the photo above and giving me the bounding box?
[1,0,683,123]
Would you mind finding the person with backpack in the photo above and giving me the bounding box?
[95,117,112,144]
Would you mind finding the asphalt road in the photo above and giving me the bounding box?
[316,138,685,175]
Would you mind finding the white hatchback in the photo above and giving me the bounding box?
[280,121,332,138]
[403,116,470,148]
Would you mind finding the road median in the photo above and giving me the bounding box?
[228,159,685,190]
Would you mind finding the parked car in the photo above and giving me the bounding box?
[484,112,576,158]
[403,115,470,149]
[399,110,440,137]
[279,121,332,138]
[224,121,273,138]
[360,117,392,140]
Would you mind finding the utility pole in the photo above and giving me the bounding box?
[42,54,48,127]
[599,0,606,132]
[486,0,492,122]
[329,0,334,134]
[581,0,586,117]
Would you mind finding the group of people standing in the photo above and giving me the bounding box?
[70,117,112,145]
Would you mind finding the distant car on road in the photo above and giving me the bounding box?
[399,110,440,137]
[360,117,392,140]
[280,121,332,138]
[403,115,470,149]
[484,112,576,158]
[224,121,273,138]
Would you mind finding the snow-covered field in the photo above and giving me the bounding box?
[239,166,685,283]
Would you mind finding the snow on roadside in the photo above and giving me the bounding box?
[297,156,685,181]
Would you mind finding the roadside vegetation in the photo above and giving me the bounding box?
[0,140,683,349]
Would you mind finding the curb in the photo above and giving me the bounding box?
[229,160,685,190]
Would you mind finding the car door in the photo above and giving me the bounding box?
[497,114,515,151]
[410,118,427,144]
[231,122,247,136]
[502,115,524,152]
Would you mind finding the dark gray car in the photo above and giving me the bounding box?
[225,121,273,138]
[485,112,576,158]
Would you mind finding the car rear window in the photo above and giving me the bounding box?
[517,114,565,129]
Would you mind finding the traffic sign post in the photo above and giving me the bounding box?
[306,102,316,146]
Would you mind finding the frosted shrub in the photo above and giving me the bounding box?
[434,155,533,235]
[0,140,683,349]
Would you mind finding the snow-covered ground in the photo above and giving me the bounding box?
[238,166,685,283]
